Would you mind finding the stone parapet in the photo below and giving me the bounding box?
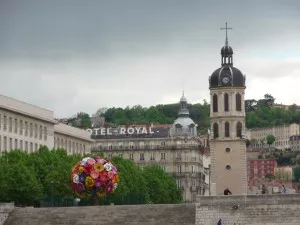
[0,203,14,225]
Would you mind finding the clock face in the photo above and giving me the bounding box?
[222,76,230,84]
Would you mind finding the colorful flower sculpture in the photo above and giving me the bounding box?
[71,156,119,199]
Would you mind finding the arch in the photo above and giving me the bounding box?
[213,94,218,112]
[236,121,242,138]
[213,123,219,138]
[225,121,230,137]
[224,93,229,112]
[236,93,242,111]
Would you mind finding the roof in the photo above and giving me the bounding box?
[54,123,94,142]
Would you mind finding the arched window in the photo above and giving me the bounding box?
[224,93,229,112]
[236,122,242,138]
[225,122,230,137]
[236,93,242,111]
[213,94,218,112]
[213,123,219,138]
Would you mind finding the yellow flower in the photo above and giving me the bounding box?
[94,163,104,172]
[85,176,94,188]
[78,166,84,173]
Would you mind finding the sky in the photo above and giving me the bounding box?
[0,0,300,118]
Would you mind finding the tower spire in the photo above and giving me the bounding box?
[220,22,232,46]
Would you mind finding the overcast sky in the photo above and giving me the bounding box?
[0,0,300,118]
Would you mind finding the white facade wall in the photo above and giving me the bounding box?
[247,123,299,150]
[54,123,94,154]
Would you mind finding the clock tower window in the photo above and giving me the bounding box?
[224,93,229,112]
[225,122,230,137]
[236,93,242,111]
[213,123,219,138]
[213,94,218,112]
[236,122,242,138]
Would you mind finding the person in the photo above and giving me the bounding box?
[262,184,267,194]
[217,219,223,225]
[224,188,232,195]
[281,184,286,194]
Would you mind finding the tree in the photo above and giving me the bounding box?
[143,165,182,204]
[294,167,300,182]
[266,134,275,150]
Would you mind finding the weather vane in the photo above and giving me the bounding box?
[220,22,232,46]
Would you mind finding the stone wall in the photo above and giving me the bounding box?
[4,204,195,225]
[0,203,14,225]
[196,194,300,225]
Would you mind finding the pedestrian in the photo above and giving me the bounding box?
[281,184,286,194]
[224,188,232,195]
[217,219,222,225]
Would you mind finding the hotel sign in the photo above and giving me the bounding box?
[87,127,155,136]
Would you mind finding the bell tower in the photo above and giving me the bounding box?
[208,23,247,195]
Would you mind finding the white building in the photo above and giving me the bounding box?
[247,123,299,150]
[54,123,94,154]
[0,94,93,154]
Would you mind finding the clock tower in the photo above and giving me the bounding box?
[208,23,247,195]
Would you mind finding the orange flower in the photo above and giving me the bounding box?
[96,190,106,197]
[94,163,104,172]
[78,166,84,173]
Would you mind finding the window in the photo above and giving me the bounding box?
[44,127,47,140]
[177,165,182,174]
[25,122,28,136]
[30,142,33,152]
[213,123,219,138]
[177,180,182,188]
[129,153,134,160]
[225,148,231,153]
[3,116,7,131]
[20,140,23,150]
[236,122,242,138]
[20,120,23,135]
[176,152,181,159]
[150,152,155,161]
[30,123,33,137]
[34,124,38,138]
[192,179,196,187]
[9,117,12,132]
[224,93,229,112]
[14,118,17,133]
[213,94,218,112]
[118,153,123,158]
[192,166,195,174]
[225,122,230,137]
[108,153,112,159]
[9,138,12,150]
[39,125,43,139]
[140,153,144,161]
[161,153,166,160]
[226,165,231,171]
[15,139,18,149]
[25,141,28,152]
[4,136,7,151]
[35,143,38,151]
[236,93,242,111]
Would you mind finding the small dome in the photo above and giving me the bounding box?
[209,65,245,88]
[221,45,233,55]
[180,95,187,102]
[170,117,197,137]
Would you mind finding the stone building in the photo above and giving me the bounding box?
[247,123,299,150]
[0,93,94,154]
[90,94,210,202]
[208,25,247,195]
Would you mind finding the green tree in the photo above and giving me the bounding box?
[294,167,300,182]
[143,165,182,204]
[266,134,275,149]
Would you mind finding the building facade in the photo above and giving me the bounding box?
[0,94,93,154]
[289,135,300,151]
[54,123,94,154]
[247,123,299,150]
[208,27,247,195]
[90,95,210,202]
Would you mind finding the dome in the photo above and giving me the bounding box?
[209,66,245,88]
[180,95,187,102]
[221,45,233,55]
[170,117,197,137]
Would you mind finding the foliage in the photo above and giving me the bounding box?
[143,165,182,204]
[276,156,293,166]
[0,148,180,206]
[293,167,300,182]
[266,134,275,147]
[68,112,92,129]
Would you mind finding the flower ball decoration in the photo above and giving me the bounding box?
[71,157,119,199]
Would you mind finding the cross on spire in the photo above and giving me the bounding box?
[220,22,232,46]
